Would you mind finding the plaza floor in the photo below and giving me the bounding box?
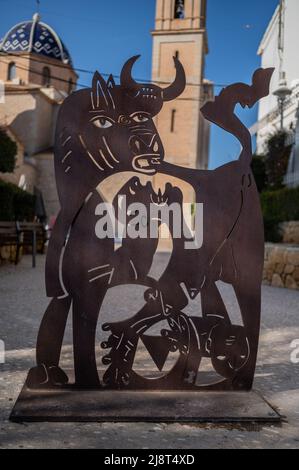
[0,255,298,449]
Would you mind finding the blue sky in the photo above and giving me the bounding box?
[0,0,278,168]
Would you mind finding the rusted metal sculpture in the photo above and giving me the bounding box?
[26,56,274,392]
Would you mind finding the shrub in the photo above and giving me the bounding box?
[261,186,299,221]
[0,128,17,173]
[263,217,283,243]
[261,186,299,242]
[0,180,15,220]
[0,180,36,221]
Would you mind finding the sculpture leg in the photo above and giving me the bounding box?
[232,280,261,390]
[200,282,251,384]
[27,296,71,388]
[45,210,70,298]
[36,296,71,365]
[72,289,104,388]
[201,282,230,321]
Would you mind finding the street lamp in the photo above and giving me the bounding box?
[273,73,292,130]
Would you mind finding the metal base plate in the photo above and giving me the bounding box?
[10,371,281,423]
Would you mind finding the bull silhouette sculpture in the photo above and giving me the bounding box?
[27,56,274,391]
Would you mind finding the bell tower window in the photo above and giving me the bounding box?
[42,66,51,87]
[170,109,176,133]
[174,0,185,19]
[7,62,16,81]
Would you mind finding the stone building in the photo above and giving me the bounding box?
[152,0,213,202]
[0,13,77,221]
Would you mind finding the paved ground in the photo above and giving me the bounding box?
[0,254,299,449]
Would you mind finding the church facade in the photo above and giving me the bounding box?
[0,13,77,221]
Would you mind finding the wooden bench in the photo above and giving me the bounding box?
[0,222,21,265]
[0,221,50,267]
[17,222,50,267]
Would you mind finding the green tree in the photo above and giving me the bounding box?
[264,130,292,190]
[0,128,17,173]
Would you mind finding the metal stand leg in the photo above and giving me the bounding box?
[32,230,36,268]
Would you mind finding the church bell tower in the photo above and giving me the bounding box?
[152,0,213,194]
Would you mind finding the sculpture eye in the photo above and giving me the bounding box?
[132,113,150,123]
[92,117,113,129]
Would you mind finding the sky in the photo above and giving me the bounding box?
[0,0,279,168]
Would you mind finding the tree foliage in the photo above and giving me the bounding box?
[264,131,292,190]
[0,180,36,221]
[0,128,17,173]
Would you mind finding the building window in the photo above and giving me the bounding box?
[68,78,73,94]
[174,0,185,19]
[7,62,16,81]
[42,66,51,87]
[171,109,176,133]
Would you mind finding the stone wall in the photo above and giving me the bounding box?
[263,243,299,290]
[280,221,299,244]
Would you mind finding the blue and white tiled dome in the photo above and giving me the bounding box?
[0,13,72,65]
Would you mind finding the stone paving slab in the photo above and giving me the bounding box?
[0,255,299,449]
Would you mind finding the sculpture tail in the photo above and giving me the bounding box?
[200,68,274,168]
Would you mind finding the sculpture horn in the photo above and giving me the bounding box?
[120,55,141,89]
[162,57,186,102]
[120,55,186,102]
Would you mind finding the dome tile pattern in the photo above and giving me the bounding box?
[0,15,72,65]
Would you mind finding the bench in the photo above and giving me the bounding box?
[0,222,21,265]
[0,221,50,267]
